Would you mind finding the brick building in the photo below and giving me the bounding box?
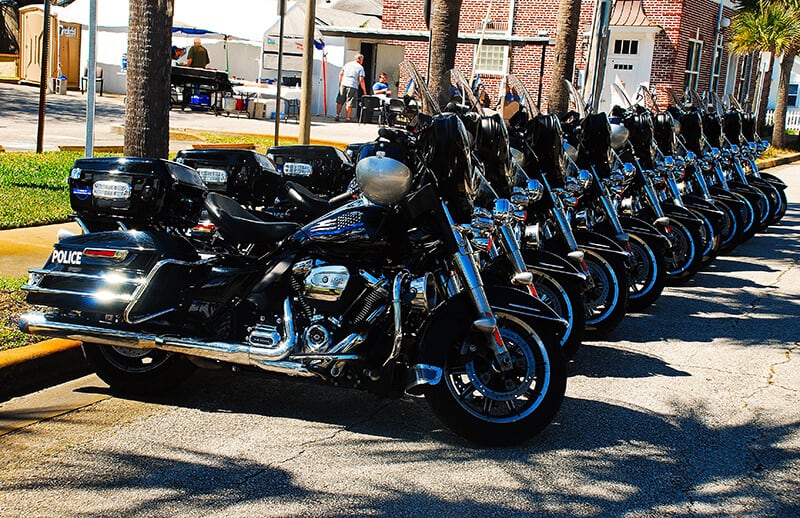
[375,0,760,113]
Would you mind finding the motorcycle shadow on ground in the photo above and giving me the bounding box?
[64,371,799,516]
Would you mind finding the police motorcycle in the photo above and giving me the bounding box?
[653,99,747,255]
[621,85,725,266]
[435,69,589,356]
[696,90,774,234]
[19,107,568,446]
[719,94,788,226]
[547,79,669,312]
[492,74,637,334]
[667,91,763,244]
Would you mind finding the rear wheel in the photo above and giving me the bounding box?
[425,312,566,446]
[82,343,196,396]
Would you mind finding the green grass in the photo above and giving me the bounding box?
[0,276,37,351]
[0,152,81,229]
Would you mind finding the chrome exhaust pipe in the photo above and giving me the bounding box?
[18,311,319,379]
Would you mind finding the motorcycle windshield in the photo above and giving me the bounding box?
[505,74,539,117]
[636,85,661,113]
[564,80,588,119]
[611,82,634,110]
[398,60,440,116]
[446,67,485,116]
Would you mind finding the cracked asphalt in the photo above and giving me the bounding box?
[0,166,797,516]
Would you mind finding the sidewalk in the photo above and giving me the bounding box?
[0,81,382,152]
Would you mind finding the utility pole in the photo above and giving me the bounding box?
[298,0,316,144]
[36,0,52,153]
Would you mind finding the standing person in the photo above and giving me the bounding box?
[372,72,392,97]
[335,53,367,121]
[186,38,210,68]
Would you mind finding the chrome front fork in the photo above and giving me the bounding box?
[442,201,514,372]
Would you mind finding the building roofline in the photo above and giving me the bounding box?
[318,26,553,46]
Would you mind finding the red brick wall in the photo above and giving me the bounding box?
[382,0,757,111]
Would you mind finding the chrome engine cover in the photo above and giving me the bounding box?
[301,262,351,302]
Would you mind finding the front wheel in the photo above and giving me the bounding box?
[582,249,629,336]
[531,270,585,359]
[82,343,196,396]
[424,312,566,446]
[626,232,666,312]
[663,218,703,285]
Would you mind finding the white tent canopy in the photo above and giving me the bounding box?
[58,0,288,43]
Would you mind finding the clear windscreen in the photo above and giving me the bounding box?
[636,85,660,113]
[398,60,440,116]
[506,74,539,116]
[611,82,634,110]
[447,67,484,116]
[565,80,588,118]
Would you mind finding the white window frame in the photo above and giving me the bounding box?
[789,84,799,107]
[473,36,508,75]
[612,39,639,56]
[685,39,703,91]
[710,33,724,93]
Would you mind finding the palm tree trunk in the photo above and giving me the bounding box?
[124,0,174,158]
[757,56,773,135]
[427,0,462,107]
[548,0,582,115]
[771,49,796,149]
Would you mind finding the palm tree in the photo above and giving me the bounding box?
[427,0,463,106]
[124,0,174,158]
[730,1,800,148]
[548,0,582,115]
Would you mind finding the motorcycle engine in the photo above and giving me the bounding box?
[291,259,389,354]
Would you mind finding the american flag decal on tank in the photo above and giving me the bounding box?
[306,209,366,238]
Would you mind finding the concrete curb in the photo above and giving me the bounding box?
[755,152,800,170]
[0,339,89,402]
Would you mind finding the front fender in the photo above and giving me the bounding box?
[662,203,703,230]
[520,247,589,289]
[573,229,630,260]
[412,286,566,374]
[680,196,725,226]
[757,172,787,191]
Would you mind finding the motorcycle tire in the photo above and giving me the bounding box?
[690,209,721,265]
[735,192,759,243]
[424,311,566,446]
[82,343,196,396]
[531,271,585,359]
[714,198,743,255]
[582,249,629,337]
[750,186,772,232]
[626,232,666,312]
[767,186,788,226]
[663,218,703,285]
[750,179,785,228]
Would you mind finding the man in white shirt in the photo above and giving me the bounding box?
[335,53,367,121]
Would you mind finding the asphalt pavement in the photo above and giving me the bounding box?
[0,164,797,516]
[0,81,382,152]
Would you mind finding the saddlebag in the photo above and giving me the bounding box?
[24,230,208,324]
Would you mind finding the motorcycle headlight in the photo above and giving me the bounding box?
[710,147,722,160]
[609,172,625,185]
[730,144,740,155]
[684,152,697,166]
[492,198,512,222]
[758,140,770,153]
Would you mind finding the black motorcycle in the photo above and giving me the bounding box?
[20,112,567,446]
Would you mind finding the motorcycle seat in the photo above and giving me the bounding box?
[204,192,300,244]
[282,181,354,219]
[282,181,333,218]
